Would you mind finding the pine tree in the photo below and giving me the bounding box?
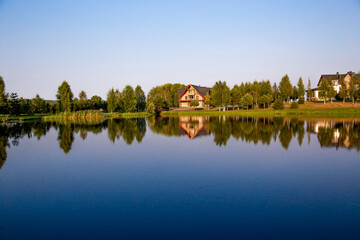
[307,78,313,101]
[297,77,305,99]
[279,74,292,102]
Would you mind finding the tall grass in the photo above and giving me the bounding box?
[43,110,105,120]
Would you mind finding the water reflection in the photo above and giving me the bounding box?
[0,117,359,169]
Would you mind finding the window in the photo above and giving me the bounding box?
[196,96,199,100]
[185,96,187,100]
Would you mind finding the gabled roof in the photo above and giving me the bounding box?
[178,84,212,98]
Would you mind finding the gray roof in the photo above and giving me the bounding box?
[178,84,212,98]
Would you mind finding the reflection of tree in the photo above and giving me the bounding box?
[206,116,232,146]
[122,119,137,145]
[57,124,74,154]
[0,134,9,169]
[136,118,146,143]
[279,122,292,150]
[107,118,146,145]
[147,116,180,136]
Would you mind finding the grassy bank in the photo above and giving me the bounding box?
[1,111,153,122]
[161,107,360,118]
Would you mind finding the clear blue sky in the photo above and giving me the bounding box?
[1,0,360,100]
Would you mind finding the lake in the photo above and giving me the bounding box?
[0,116,360,239]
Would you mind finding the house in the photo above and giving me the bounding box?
[178,84,212,108]
[308,71,356,100]
[178,116,210,140]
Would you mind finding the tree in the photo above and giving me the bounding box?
[297,77,305,99]
[328,81,337,103]
[259,95,268,109]
[190,100,199,107]
[135,85,146,112]
[79,90,87,100]
[251,81,260,106]
[211,80,231,111]
[122,85,137,112]
[279,74,292,102]
[272,98,284,110]
[307,78,313,101]
[292,86,299,100]
[231,85,242,109]
[339,77,348,103]
[241,93,253,110]
[56,81,73,112]
[204,92,212,109]
[32,94,46,113]
[318,78,330,104]
[272,82,279,100]
[0,76,7,113]
[107,88,117,113]
[348,76,358,104]
[8,93,20,115]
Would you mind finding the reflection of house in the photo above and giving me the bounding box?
[178,84,211,108]
[179,116,210,139]
[307,71,356,100]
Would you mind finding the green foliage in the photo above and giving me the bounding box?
[231,84,242,106]
[147,83,186,109]
[279,74,292,101]
[297,77,305,98]
[348,76,359,104]
[122,85,137,112]
[32,94,46,113]
[319,78,330,104]
[241,93,253,110]
[0,76,7,113]
[135,85,146,112]
[79,90,87,100]
[204,92,212,107]
[328,81,337,103]
[56,81,73,112]
[272,82,279,100]
[272,98,285,110]
[8,93,21,115]
[251,80,260,106]
[307,78,313,101]
[106,88,117,113]
[339,77,348,102]
[298,97,305,104]
[291,102,299,109]
[146,102,155,114]
[190,100,199,107]
[211,80,231,107]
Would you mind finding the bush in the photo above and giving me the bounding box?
[291,102,299,109]
[272,99,285,110]
[298,97,305,104]
[190,100,199,107]
[146,102,155,114]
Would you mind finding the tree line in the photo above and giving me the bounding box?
[1,72,359,116]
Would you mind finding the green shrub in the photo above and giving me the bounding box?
[190,100,199,107]
[272,99,285,110]
[291,102,299,109]
[147,102,155,114]
[298,97,305,104]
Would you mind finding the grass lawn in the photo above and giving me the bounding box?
[161,102,360,118]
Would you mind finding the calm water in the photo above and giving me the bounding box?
[1,116,360,239]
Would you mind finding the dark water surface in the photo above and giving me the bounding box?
[1,116,360,239]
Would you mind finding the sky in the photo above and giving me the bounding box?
[0,0,360,100]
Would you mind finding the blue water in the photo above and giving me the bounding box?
[0,117,359,239]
